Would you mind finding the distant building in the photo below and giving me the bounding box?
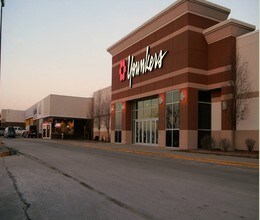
[0,109,25,128]
[25,94,93,139]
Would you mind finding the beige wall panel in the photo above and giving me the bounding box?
[235,130,259,151]
[180,130,198,149]
[93,131,110,141]
[237,31,259,93]
[237,97,259,130]
[221,130,232,141]
[122,130,132,144]
[211,102,221,131]
[110,131,115,143]
[50,95,92,119]
[158,130,166,147]
[211,131,221,147]
[3,109,25,123]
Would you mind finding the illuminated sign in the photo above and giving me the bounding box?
[119,46,168,88]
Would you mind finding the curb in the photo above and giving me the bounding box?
[56,141,259,169]
[182,149,259,159]
[0,143,11,157]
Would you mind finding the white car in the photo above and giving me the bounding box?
[14,126,23,136]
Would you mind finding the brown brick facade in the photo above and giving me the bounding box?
[107,0,256,149]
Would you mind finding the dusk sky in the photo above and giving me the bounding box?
[0,0,259,111]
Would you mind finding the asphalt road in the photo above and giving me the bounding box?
[0,138,259,220]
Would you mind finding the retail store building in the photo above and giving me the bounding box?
[25,94,93,139]
[107,0,259,150]
[0,109,25,128]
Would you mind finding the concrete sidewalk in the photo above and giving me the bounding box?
[52,140,259,169]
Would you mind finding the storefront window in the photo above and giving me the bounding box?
[132,98,158,120]
[53,119,74,135]
[166,90,180,147]
[198,91,211,148]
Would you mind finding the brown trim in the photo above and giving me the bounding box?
[208,71,231,85]
[221,91,259,100]
[111,82,231,104]
[211,89,221,102]
[112,67,208,95]
[221,99,232,130]
[112,72,204,101]
[222,86,259,98]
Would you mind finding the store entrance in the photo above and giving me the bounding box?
[134,119,158,145]
[42,123,51,139]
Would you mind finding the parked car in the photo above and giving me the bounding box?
[22,125,37,138]
[0,127,5,136]
[4,127,16,138]
[14,126,23,136]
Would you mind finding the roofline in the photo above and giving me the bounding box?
[203,18,256,35]
[107,0,230,54]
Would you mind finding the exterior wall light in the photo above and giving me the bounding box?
[222,101,227,110]
[159,96,164,105]
[180,91,185,101]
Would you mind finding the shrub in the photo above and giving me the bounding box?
[245,138,256,152]
[219,138,230,151]
[201,135,215,150]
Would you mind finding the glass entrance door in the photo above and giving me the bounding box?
[135,119,158,145]
[42,123,51,140]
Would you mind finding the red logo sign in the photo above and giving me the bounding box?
[119,59,127,81]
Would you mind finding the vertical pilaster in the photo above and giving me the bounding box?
[158,93,166,147]
[111,103,115,143]
[180,88,198,149]
[122,101,132,144]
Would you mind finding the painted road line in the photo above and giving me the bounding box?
[56,141,259,169]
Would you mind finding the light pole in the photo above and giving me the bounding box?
[0,0,4,79]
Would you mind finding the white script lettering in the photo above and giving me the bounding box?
[127,46,167,88]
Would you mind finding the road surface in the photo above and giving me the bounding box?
[0,138,258,220]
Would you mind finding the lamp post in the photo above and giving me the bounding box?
[0,0,4,79]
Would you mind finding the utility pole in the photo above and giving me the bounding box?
[0,0,4,80]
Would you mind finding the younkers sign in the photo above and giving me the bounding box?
[119,46,168,88]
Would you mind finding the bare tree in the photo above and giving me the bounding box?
[88,95,94,120]
[87,95,94,140]
[101,95,111,141]
[94,91,102,140]
[225,55,250,150]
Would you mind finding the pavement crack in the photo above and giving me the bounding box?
[3,158,32,220]
[19,151,157,220]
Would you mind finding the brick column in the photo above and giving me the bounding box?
[158,93,166,147]
[122,101,132,144]
[110,103,115,143]
[180,87,198,149]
